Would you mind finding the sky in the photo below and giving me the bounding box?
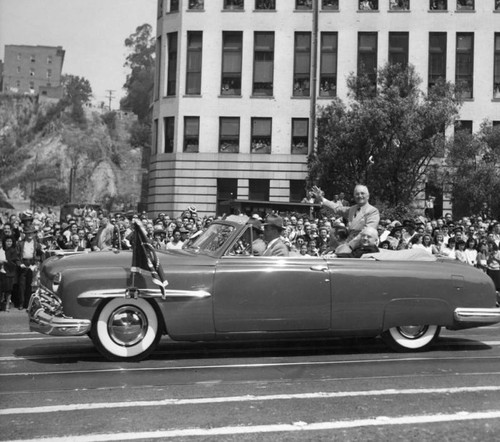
[0,0,157,107]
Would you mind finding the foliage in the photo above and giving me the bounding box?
[62,75,93,104]
[120,24,155,122]
[31,185,68,207]
[309,63,461,208]
[101,111,118,139]
[445,123,500,218]
[129,120,151,148]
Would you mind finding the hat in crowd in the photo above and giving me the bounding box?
[153,224,166,234]
[179,227,190,234]
[388,220,401,229]
[23,227,36,234]
[263,214,285,230]
[251,213,263,221]
[454,226,464,233]
[187,205,197,213]
[247,218,263,232]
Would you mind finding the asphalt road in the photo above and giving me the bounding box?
[1,309,500,441]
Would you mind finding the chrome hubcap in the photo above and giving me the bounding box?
[397,325,429,340]
[108,306,148,347]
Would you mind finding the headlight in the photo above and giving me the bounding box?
[52,272,62,293]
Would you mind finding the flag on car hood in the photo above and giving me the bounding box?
[131,220,168,298]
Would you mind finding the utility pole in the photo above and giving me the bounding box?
[309,0,319,158]
[105,90,115,111]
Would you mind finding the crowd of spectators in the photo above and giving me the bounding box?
[1,197,500,312]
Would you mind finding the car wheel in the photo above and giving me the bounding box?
[91,298,162,362]
[381,325,440,352]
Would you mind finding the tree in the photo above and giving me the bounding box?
[445,123,500,218]
[309,63,462,208]
[62,75,93,104]
[31,185,68,207]
[121,24,155,123]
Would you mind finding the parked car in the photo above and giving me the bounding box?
[28,216,500,361]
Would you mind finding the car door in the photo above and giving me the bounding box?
[213,251,331,333]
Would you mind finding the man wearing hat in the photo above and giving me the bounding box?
[262,215,289,257]
[247,218,266,256]
[15,227,42,309]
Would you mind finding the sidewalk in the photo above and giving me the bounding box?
[0,308,31,334]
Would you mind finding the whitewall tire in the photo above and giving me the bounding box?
[381,325,440,352]
[91,298,162,362]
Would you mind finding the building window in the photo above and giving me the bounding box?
[358,32,378,88]
[219,117,240,153]
[456,33,474,99]
[188,0,204,9]
[224,0,244,9]
[359,0,378,10]
[494,33,500,98]
[30,68,35,77]
[296,0,312,9]
[170,0,179,11]
[157,0,163,17]
[291,118,309,154]
[29,81,35,92]
[255,0,275,9]
[493,121,500,127]
[17,53,21,60]
[164,117,174,153]
[253,32,274,96]
[251,118,272,154]
[184,117,200,152]
[429,32,447,89]
[217,178,238,201]
[389,0,409,10]
[153,119,158,155]
[293,32,311,96]
[389,32,409,68]
[456,0,474,10]
[320,32,337,97]
[16,80,21,88]
[186,31,203,95]
[16,66,21,73]
[249,179,270,201]
[290,180,307,203]
[47,55,53,64]
[30,55,35,62]
[496,1,500,11]
[430,0,447,10]
[322,0,339,10]
[454,120,473,134]
[155,35,162,100]
[221,32,242,95]
[167,32,178,96]
[47,69,52,78]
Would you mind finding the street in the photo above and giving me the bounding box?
[1,309,500,441]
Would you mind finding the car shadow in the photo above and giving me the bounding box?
[14,336,493,365]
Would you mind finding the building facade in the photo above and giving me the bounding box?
[151,0,500,217]
[2,45,65,97]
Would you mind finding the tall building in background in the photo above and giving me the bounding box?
[151,0,500,217]
[2,45,65,98]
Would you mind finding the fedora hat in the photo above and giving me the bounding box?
[247,218,263,232]
[263,214,285,230]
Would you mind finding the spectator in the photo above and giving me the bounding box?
[91,217,115,251]
[16,227,42,310]
[0,237,18,312]
[166,228,184,250]
[262,215,289,256]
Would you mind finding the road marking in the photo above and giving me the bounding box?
[8,410,500,441]
[2,385,500,415]
[2,354,500,377]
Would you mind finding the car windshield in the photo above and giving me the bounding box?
[183,222,236,255]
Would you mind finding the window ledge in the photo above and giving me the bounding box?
[218,94,242,98]
[291,95,312,99]
[320,9,340,13]
[455,9,475,13]
[357,10,380,13]
[388,9,410,12]
[492,98,500,102]
[428,10,448,12]
[165,11,179,15]
[250,95,275,99]
[253,9,276,12]
[183,94,202,98]
[222,9,245,12]
[186,9,205,12]
[318,95,337,99]
[461,98,474,102]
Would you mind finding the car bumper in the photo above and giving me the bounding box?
[454,307,500,324]
[28,288,91,336]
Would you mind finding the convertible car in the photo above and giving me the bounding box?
[28,216,500,361]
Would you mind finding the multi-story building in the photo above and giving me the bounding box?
[2,45,65,98]
[151,0,500,217]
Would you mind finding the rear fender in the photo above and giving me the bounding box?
[383,298,453,330]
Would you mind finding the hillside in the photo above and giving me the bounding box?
[0,94,146,212]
